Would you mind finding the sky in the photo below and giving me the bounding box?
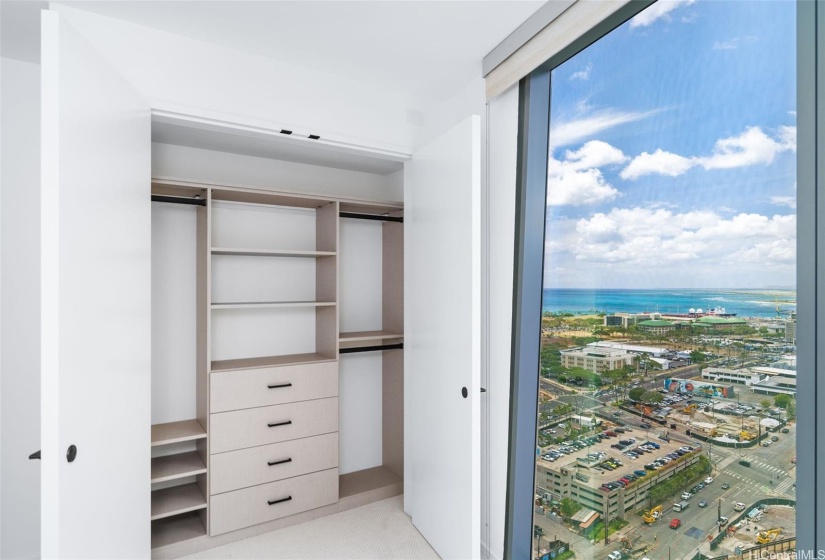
[544,0,797,290]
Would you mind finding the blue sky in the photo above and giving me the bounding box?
[544,0,797,290]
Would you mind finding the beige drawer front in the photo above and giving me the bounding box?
[210,433,338,495]
[210,398,338,454]
[211,361,338,413]
[210,468,339,535]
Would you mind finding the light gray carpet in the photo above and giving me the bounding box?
[178,496,441,559]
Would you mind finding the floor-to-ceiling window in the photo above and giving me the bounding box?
[508,2,801,559]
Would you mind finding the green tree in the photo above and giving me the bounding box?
[774,394,792,409]
[641,390,664,404]
[560,497,582,519]
[786,399,796,420]
[760,398,772,409]
[690,350,707,363]
[628,387,646,402]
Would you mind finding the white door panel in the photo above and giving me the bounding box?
[405,116,481,560]
[41,10,151,558]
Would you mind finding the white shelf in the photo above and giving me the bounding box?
[151,483,207,521]
[211,301,336,310]
[151,452,207,484]
[152,511,206,549]
[212,247,336,258]
[151,420,206,447]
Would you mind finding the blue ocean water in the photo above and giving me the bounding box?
[542,289,796,319]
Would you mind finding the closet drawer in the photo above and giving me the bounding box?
[211,361,338,413]
[210,468,339,536]
[210,433,338,495]
[210,398,338,454]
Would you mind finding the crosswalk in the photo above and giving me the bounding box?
[734,455,790,477]
[719,454,795,496]
[775,477,795,494]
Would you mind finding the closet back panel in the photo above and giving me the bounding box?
[151,202,197,424]
[211,308,318,361]
[338,219,383,332]
[338,353,383,475]
[211,255,317,304]
[212,203,316,251]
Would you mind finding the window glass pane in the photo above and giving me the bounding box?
[533,3,796,559]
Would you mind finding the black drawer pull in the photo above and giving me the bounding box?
[267,420,293,428]
[268,496,293,506]
[267,382,293,389]
[268,457,293,466]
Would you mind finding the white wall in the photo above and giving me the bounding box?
[486,84,520,560]
[54,4,425,156]
[1,55,41,559]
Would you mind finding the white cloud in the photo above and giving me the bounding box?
[550,108,659,148]
[620,149,694,180]
[547,141,627,206]
[788,110,797,116]
[770,196,796,209]
[713,40,738,50]
[630,0,695,28]
[570,62,593,81]
[697,126,795,170]
[558,207,796,270]
[619,126,797,179]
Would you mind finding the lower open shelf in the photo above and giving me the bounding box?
[340,465,402,499]
[151,483,207,521]
[151,511,206,549]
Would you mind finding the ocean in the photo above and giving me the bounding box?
[542,289,796,319]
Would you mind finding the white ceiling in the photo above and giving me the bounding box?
[2,0,544,100]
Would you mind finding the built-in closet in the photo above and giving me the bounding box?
[148,158,405,554]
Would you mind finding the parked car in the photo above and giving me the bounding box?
[734,502,746,511]
[721,483,730,490]
[705,477,714,484]
[698,500,708,508]
[640,422,652,429]
[681,492,692,500]
[608,551,623,560]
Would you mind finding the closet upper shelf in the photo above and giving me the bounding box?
[211,301,336,310]
[211,247,335,258]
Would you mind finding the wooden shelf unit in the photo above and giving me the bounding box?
[211,352,337,373]
[151,483,208,521]
[211,301,336,310]
[151,420,207,447]
[151,512,207,550]
[211,247,336,258]
[151,452,208,484]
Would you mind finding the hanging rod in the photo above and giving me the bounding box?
[151,195,207,207]
[339,212,403,223]
[339,343,404,354]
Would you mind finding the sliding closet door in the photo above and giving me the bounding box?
[41,10,151,558]
[405,116,481,559]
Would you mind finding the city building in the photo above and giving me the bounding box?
[786,318,797,343]
[663,378,735,398]
[636,319,677,334]
[560,347,637,374]
[587,341,669,358]
[603,312,654,328]
[691,316,748,331]
[702,367,766,386]
[752,375,797,396]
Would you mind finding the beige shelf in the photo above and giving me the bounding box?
[339,465,403,499]
[211,352,337,373]
[211,301,336,310]
[151,452,207,484]
[339,330,403,343]
[151,483,207,521]
[151,511,206,549]
[212,247,336,258]
[151,420,206,447]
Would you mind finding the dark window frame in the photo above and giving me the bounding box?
[504,1,819,557]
